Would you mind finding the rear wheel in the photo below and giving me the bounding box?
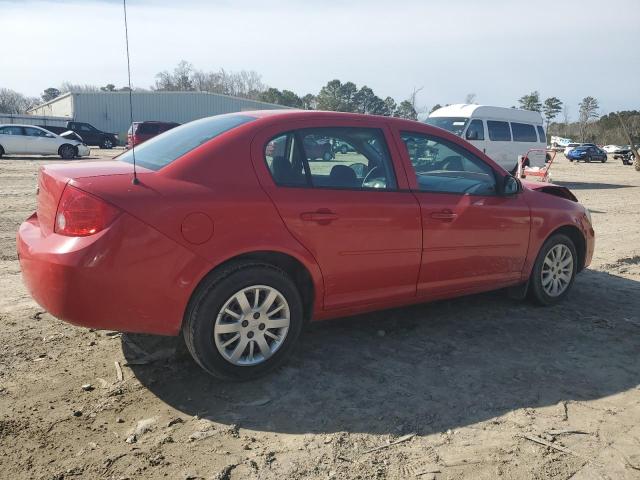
[529,234,577,305]
[183,262,304,380]
[59,144,75,160]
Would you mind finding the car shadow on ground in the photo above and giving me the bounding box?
[554,181,635,190]
[123,269,640,436]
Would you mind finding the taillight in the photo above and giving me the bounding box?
[55,185,120,236]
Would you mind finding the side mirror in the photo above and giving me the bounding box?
[466,130,478,141]
[502,175,520,196]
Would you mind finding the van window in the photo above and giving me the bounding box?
[465,119,484,141]
[537,125,546,143]
[487,121,511,141]
[425,117,469,136]
[511,122,537,142]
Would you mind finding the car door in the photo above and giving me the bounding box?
[252,120,422,310]
[23,127,58,154]
[393,128,531,297]
[463,119,486,154]
[0,126,26,154]
[72,123,98,145]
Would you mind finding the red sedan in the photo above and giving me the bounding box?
[17,110,594,380]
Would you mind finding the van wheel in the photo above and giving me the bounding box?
[183,261,304,380]
[59,144,75,160]
[529,234,577,305]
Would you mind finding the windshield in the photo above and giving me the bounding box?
[425,117,469,136]
[120,114,256,171]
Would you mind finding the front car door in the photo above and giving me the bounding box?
[252,119,422,311]
[485,120,515,171]
[23,127,58,154]
[392,128,531,298]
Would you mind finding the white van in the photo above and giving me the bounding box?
[426,104,547,172]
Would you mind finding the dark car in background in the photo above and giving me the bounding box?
[566,145,607,163]
[38,121,119,149]
[127,121,180,148]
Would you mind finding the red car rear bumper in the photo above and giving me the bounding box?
[17,212,207,336]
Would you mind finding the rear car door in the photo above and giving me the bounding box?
[393,129,531,297]
[23,127,58,154]
[252,120,422,310]
[0,126,26,154]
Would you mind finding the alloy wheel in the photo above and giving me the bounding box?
[541,244,574,297]
[213,285,290,366]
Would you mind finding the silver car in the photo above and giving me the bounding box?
[0,124,89,159]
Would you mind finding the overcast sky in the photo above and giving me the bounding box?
[2,0,639,117]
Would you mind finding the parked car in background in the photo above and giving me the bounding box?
[17,110,594,380]
[333,140,355,154]
[127,121,180,148]
[563,143,582,156]
[603,145,624,154]
[0,124,89,159]
[551,136,574,150]
[566,145,607,162]
[303,135,334,161]
[37,121,119,149]
[427,104,547,172]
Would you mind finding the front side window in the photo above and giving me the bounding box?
[487,121,511,141]
[511,122,537,142]
[264,127,397,190]
[401,132,497,196]
[24,127,47,137]
[119,114,256,171]
[425,117,469,136]
[465,119,484,141]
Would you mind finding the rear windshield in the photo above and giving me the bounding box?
[425,117,469,136]
[120,114,256,171]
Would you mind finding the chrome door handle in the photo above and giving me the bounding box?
[430,210,457,221]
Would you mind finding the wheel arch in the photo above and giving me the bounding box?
[185,250,318,329]
[544,224,587,272]
[57,143,76,156]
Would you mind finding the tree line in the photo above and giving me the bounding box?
[1,61,637,144]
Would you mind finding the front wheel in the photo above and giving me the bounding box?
[101,138,114,149]
[601,156,607,163]
[183,262,304,380]
[59,144,76,160]
[529,234,577,305]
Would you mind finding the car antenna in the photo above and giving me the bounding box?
[123,0,139,185]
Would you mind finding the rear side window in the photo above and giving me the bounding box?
[0,126,24,135]
[487,121,511,141]
[511,122,537,142]
[119,114,256,171]
[264,127,397,191]
[537,125,546,143]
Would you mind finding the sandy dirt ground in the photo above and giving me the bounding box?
[1,149,639,480]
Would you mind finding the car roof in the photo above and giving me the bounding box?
[428,104,543,124]
[0,124,45,128]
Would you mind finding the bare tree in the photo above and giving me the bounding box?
[578,96,600,142]
[59,82,101,93]
[465,93,477,104]
[0,88,39,114]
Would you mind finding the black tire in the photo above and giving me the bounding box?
[183,261,304,381]
[59,144,75,160]
[585,155,591,163]
[601,156,607,163]
[528,234,578,306]
[101,138,114,149]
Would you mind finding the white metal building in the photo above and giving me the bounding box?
[28,91,288,137]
